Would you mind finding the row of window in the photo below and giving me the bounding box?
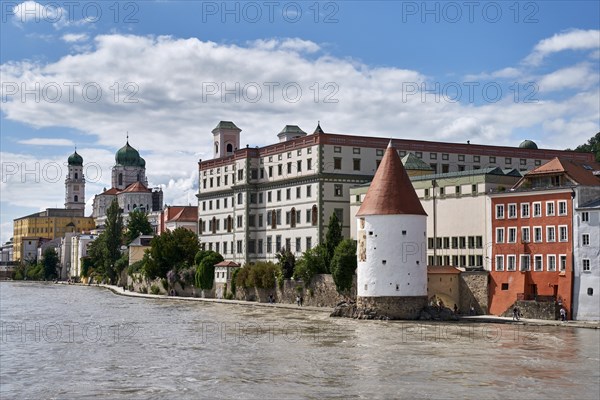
[202,236,313,255]
[494,254,572,272]
[495,201,568,219]
[200,206,319,233]
[424,184,478,198]
[201,185,314,211]
[495,226,569,243]
[428,236,483,249]
[428,254,484,267]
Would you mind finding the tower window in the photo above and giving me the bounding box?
[74,172,78,179]
[74,195,78,202]
[118,173,123,186]
[226,143,233,153]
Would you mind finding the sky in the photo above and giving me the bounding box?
[1,0,599,245]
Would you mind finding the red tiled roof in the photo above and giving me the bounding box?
[357,142,427,216]
[520,157,600,186]
[121,182,151,193]
[427,266,461,274]
[214,261,240,267]
[171,207,198,222]
[100,187,120,195]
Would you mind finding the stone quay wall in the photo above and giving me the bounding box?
[502,300,561,320]
[356,296,428,320]
[459,271,489,315]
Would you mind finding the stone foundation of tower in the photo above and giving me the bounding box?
[356,296,428,320]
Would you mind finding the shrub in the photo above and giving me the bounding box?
[235,267,250,289]
[139,286,148,294]
[231,268,239,295]
[160,278,168,291]
[331,239,357,294]
[150,284,160,295]
[294,244,328,287]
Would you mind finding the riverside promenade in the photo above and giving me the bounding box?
[88,283,600,329]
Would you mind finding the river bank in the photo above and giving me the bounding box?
[51,281,600,330]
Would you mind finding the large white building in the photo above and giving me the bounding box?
[197,121,594,265]
[573,194,600,320]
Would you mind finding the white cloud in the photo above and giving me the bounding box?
[12,1,64,24]
[525,29,600,66]
[1,33,599,244]
[538,63,597,92]
[62,33,89,43]
[18,138,75,146]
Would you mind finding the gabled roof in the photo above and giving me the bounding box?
[401,153,435,171]
[214,261,240,268]
[100,187,120,195]
[170,207,198,222]
[357,142,427,217]
[517,157,600,187]
[121,182,151,193]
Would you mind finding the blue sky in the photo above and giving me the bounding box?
[1,1,599,245]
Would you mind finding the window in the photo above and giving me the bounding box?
[307,147,312,154]
[581,212,589,222]
[238,169,244,181]
[258,214,263,227]
[248,240,255,254]
[452,237,459,248]
[459,237,466,249]
[334,158,342,170]
[558,201,567,216]
[237,193,243,205]
[257,239,263,254]
[334,184,343,197]
[237,240,243,254]
[297,160,302,173]
[443,237,450,249]
[522,227,530,243]
[416,152,422,158]
[560,255,567,271]
[495,255,504,271]
[248,214,256,227]
[306,237,312,250]
[442,153,449,160]
[353,159,361,171]
[458,165,465,171]
[583,259,591,272]
[286,188,291,200]
[489,156,496,163]
[505,157,512,165]
[547,255,556,272]
[520,255,530,271]
[468,236,475,248]
[249,194,257,204]
[334,146,341,153]
[496,228,505,243]
[268,166,273,178]
[473,155,480,163]
[508,228,517,243]
[307,159,312,170]
[287,162,292,174]
[296,187,301,199]
[533,202,541,217]
[267,236,272,253]
[501,283,509,290]
[521,203,530,218]
[582,234,590,246]
[558,226,567,242]
[258,193,263,203]
[278,164,282,176]
[546,202,555,216]
[334,208,344,225]
[534,255,543,271]
[275,235,282,252]
[520,159,527,166]
[223,242,228,255]
[352,147,360,154]
[277,190,281,202]
[508,204,517,218]
[267,191,272,203]
[547,226,556,242]
[507,255,516,271]
[424,189,430,198]
[458,154,465,161]
[471,184,477,194]
[306,185,312,198]
[455,186,461,195]
[442,164,450,173]
[496,204,505,219]
[534,227,542,242]
[430,153,437,160]
[296,237,301,253]
[237,215,243,228]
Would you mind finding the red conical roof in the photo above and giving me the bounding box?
[357,142,427,216]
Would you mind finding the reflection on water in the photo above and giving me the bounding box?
[1,282,598,399]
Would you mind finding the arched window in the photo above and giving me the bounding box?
[226,143,233,153]
[74,195,78,202]
[137,173,140,182]
[118,173,123,186]
[215,142,219,154]
[311,205,318,226]
[74,172,78,179]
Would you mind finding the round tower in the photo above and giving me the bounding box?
[355,141,428,319]
[65,150,85,211]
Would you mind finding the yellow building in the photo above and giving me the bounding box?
[427,266,461,310]
[13,208,95,263]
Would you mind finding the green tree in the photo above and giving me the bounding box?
[125,209,154,244]
[331,239,357,294]
[567,132,600,162]
[294,244,328,287]
[194,250,223,290]
[325,212,342,272]
[146,227,200,279]
[276,247,295,279]
[104,198,124,283]
[42,247,59,280]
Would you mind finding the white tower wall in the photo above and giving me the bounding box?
[357,214,427,297]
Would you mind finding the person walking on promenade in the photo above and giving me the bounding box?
[513,306,520,321]
[296,295,300,306]
[300,296,303,307]
[560,307,566,321]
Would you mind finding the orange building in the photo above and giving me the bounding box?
[489,157,600,318]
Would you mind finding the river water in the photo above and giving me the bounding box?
[1,282,598,399]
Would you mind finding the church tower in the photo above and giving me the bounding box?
[65,150,85,211]
[355,141,428,319]
[212,121,241,159]
[112,137,148,190]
